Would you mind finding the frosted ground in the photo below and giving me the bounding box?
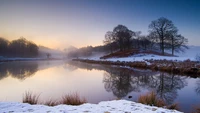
[87,46,200,62]
[0,100,182,113]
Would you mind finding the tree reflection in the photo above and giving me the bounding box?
[155,73,187,105]
[0,62,38,81]
[103,67,157,98]
[103,66,187,104]
[66,61,188,104]
[0,63,9,80]
[103,68,133,98]
[195,79,200,95]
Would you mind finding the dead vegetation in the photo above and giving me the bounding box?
[61,92,87,105]
[23,91,40,105]
[22,91,86,106]
[138,91,179,110]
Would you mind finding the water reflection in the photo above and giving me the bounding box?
[0,62,38,80]
[68,61,187,105]
[0,61,63,81]
[195,79,200,95]
[155,73,187,105]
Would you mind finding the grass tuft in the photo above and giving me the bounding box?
[43,99,59,106]
[167,103,179,110]
[138,91,165,107]
[61,92,87,105]
[22,91,40,105]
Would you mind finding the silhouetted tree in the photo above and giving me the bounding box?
[103,31,114,53]
[26,41,39,57]
[146,32,159,50]
[3,37,39,57]
[46,53,51,59]
[134,31,142,49]
[112,25,135,51]
[0,37,9,55]
[149,17,178,55]
[137,35,151,50]
[166,33,188,55]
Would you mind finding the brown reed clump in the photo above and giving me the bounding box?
[61,92,87,105]
[138,91,165,107]
[23,91,40,105]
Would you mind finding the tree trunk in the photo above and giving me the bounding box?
[161,38,164,55]
[171,37,174,56]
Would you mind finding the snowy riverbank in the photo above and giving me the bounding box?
[0,100,182,113]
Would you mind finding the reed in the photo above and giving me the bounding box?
[22,91,40,105]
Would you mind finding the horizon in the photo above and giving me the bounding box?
[0,0,200,49]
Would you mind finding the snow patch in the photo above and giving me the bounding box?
[0,100,182,113]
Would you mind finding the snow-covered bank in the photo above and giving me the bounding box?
[102,54,195,62]
[0,100,182,113]
[82,46,200,62]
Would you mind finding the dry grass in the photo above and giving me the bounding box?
[195,108,200,113]
[43,99,59,106]
[138,91,165,107]
[22,91,40,105]
[22,91,87,106]
[192,106,200,113]
[61,92,87,105]
[167,103,179,110]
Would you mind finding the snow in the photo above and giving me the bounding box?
[86,46,200,62]
[0,100,182,113]
[106,54,195,62]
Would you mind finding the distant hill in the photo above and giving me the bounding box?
[38,46,63,58]
[64,46,78,53]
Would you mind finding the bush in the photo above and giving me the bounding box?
[167,103,179,110]
[61,92,87,105]
[23,91,40,105]
[43,99,59,106]
[138,91,165,107]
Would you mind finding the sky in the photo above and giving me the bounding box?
[0,0,199,49]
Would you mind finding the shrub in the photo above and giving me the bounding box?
[167,103,179,110]
[138,91,165,107]
[61,92,87,105]
[43,99,59,106]
[22,91,40,105]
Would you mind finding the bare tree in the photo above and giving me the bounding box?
[149,17,178,55]
[46,53,51,59]
[112,25,134,51]
[138,36,151,50]
[134,31,142,49]
[167,34,188,55]
[0,37,9,55]
[103,31,114,53]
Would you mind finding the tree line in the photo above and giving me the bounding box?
[0,37,38,57]
[103,17,188,55]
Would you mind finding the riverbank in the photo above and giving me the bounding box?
[73,58,200,77]
[0,100,182,113]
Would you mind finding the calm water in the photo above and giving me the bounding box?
[0,60,200,112]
